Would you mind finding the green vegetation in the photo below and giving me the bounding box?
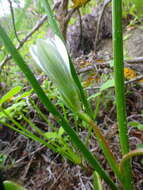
[0,0,143,189]
[4,180,27,190]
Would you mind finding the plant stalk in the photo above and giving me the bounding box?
[78,112,123,185]
[119,148,143,173]
[42,0,63,40]
[112,0,133,189]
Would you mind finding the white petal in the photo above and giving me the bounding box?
[30,45,45,71]
[45,38,56,49]
[54,35,70,71]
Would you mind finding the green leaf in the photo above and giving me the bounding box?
[100,79,115,91]
[4,180,27,190]
[136,144,143,149]
[128,121,143,130]
[137,144,143,166]
[0,86,22,105]
[44,131,58,139]
[88,92,101,100]
[93,171,103,190]
[88,79,114,101]
[15,89,33,102]
[123,34,131,41]
[58,127,65,137]
[44,127,65,139]
[0,154,7,168]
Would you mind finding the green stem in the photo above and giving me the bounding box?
[112,0,133,189]
[94,95,101,120]
[86,95,101,146]
[30,99,56,130]
[69,56,93,118]
[42,0,64,40]
[85,125,93,146]
[119,148,143,173]
[0,118,57,152]
[78,112,123,185]
[20,111,49,137]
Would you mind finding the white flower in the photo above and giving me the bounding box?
[30,35,81,112]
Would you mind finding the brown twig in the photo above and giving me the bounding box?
[77,62,109,74]
[0,15,47,70]
[125,75,143,85]
[77,59,143,74]
[7,0,21,44]
[125,57,143,64]
[48,165,67,190]
[65,7,77,22]
[94,0,111,50]
[77,9,83,50]
[55,0,77,40]
[86,75,143,91]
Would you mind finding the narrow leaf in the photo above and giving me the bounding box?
[0,86,22,105]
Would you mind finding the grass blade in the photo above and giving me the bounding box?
[93,171,103,190]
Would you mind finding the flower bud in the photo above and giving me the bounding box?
[30,35,81,112]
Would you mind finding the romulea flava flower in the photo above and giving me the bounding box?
[124,67,137,80]
[71,0,88,8]
[30,35,82,112]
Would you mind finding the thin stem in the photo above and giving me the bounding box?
[8,0,21,44]
[86,95,101,145]
[85,125,93,146]
[78,112,123,185]
[94,0,111,50]
[112,0,128,155]
[30,99,55,130]
[119,148,143,173]
[20,111,48,137]
[94,95,101,119]
[42,0,64,40]
[69,56,93,118]
[0,118,57,152]
[112,0,133,189]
